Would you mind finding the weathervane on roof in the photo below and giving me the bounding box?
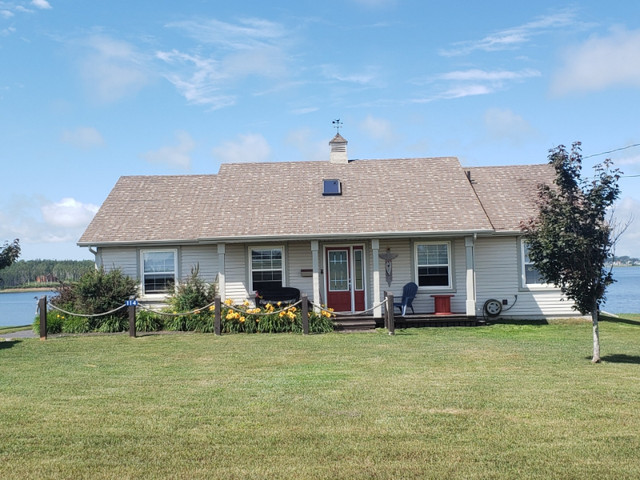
[332,119,343,133]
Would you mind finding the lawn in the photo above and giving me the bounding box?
[1,316,639,479]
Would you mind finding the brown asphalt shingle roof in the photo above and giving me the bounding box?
[79,157,552,245]
[466,163,555,232]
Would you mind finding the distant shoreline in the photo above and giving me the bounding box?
[0,287,56,294]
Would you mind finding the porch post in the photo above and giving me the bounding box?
[217,243,226,301]
[371,239,382,317]
[465,235,476,316]
[311,241,320,311]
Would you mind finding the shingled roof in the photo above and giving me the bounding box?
[78,157,552,246]
[466,164,555,232]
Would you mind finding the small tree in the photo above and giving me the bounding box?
[0,239,20,271]
[521,142,622,363]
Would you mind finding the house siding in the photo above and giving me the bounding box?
[475,236,575,318]
[180,245,218,283]
[99,247,138,279]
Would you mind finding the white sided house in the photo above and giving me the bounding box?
[78,134,575,320]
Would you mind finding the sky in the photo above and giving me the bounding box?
[1,0,640,261]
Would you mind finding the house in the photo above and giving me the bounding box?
[78,134,575,319]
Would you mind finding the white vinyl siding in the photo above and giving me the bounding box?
[475,236,575,318]
[180,246,218,283]
[98,247,138,278]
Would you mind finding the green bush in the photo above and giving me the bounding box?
[62,316,90,334]
[164,315,188,332]
[52,267,137,326]
[167,265,217,313]
[135,310,164,332]
[32,311,64,335]
[97,316,129,333]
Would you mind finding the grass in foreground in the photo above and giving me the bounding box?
[1,316,639,479]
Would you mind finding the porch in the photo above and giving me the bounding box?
[334,313,481,331]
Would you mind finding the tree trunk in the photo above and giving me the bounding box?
[591,301,601,363]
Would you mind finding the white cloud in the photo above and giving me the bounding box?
[440,10,577,56]
[31,0,51,9]
[285,128,327,162]
[166,17,286,50]
[321,64,380,86]
[552,28,640,95]
[60,127,105,149]
[141,131,195,169]
[41,198,99,229]
[79,35,149,103]
[156,50,235,109]
[484,108,536,143]
[1,10,14,18]
[158,17,292,108]
[438,69,540,82]
[359,115,396,143]
[212,133,271,163]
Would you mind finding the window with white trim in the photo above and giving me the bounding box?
[250,247,284,293]
[521,241,546,287]
[141,250,177,295]
[415,242,451,288]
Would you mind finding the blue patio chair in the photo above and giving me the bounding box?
[394,282,418,316]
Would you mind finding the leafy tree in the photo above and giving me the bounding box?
[521,142,622,363]
[0,239,20,271]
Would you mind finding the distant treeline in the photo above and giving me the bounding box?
[612,255,640,265]
[0,259,95,289]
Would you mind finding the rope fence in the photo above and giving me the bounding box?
[36,291,397,340]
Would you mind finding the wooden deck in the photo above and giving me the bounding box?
[334,314,481,331]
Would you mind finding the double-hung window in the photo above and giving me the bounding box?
[250,247,284,293]
[141,250,177,295]
[415,242,451,288]
[521,241,546,287]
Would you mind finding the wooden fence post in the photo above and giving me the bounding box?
[38,296,47,341]
[128,302,136,338]
[214,295,221,336]
[383,291,388,330]
[301,293,309,335]
[387,292,395,335]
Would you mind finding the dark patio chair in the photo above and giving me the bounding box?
[394,282,418,316]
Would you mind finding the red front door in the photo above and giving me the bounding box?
[326,246,365,312]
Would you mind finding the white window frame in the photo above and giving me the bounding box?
[520,240,550,289]
[140,249,178,297]
[414,241,452,290]
[249,246,285,293]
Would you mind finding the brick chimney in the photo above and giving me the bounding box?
[329,133,348,164]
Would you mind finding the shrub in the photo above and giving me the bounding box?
[62,316,90,334]
[136,310,164,332]
[168,265,217,313]
[97,316,129,333]
[32,311,64,335]
[164,315,188,332]
[51,267,137,326]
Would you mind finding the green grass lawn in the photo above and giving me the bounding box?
[1,316,639,479]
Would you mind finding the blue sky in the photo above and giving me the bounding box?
[2,0,640,260]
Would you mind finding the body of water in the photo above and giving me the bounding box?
[0,291,56,327]
[602,267,640,314]
[0,268,638,327]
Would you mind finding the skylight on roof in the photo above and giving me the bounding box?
[323,179,341,196]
